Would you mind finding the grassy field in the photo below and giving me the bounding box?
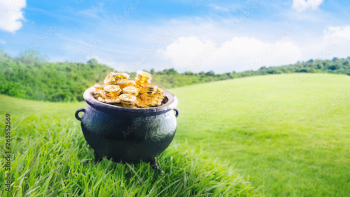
[1,73,350,196]
[0,116,254,196]
[171,73,350,196]
[0,96,255,195]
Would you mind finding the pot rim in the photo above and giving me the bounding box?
[83,87,178,115]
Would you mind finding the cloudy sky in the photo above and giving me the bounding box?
[0,0,350,73]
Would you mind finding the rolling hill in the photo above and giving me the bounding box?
[1,73,350,196]
[171,73,350,196]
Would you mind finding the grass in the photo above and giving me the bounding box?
[1,73,350,196]
[0,116,255,196]
[171,73,350,196]
[0,95,86,120]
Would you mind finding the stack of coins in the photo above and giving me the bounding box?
[104,72,118,85]
[92,84,104,98]
[113,73,130,81]
[123,86,139,96]
[94,71,166,108]
[135,70,152,88]
[139,84,157,94]
[152,88,165,106]
[97,85,122,104]
[117,79,136,91]
[103,85,121,98]
[139,84,158,103]
[140,86,165,107]
[119,94,137,108]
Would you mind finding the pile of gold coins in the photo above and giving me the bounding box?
[92,71,165,108]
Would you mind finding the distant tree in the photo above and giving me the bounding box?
[205,70,215,76]
[184,71,193,75]
[18,50,47,64]
[87,58,98,64]
[328,65,340,70]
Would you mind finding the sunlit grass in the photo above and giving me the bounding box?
[0,116,255,196]
[171,73,350,196]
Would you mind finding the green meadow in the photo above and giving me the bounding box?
[1,73,350,196]
[172,73,350,196]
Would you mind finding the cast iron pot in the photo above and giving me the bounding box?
[75,87,179,168]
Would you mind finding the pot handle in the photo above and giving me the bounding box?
[75,108,85,121]
[173,108,179,118]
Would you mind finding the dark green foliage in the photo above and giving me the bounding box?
[1,49,350,102]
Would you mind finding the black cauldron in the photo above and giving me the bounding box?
[75,87,179,167]
[75,87,179,168]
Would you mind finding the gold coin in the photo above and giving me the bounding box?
[100,90,107,98]
[140,94,150,100]
[94,84,104,89]
[119,94,136,103]
[135,76,151,83]
[92,89,99,94]
[113,73,130,80]
[105,92,118,98]
[92,84,104,94]
[97,97,105,103]
[156,88,163,94]
[139,90,156,95]
[104,85,121,93]
[148,100,160,107]
[104,72,118,85]
[93,93,101,99]
[136,70,152,79]
[143,100,153,106]
[135,81,150,89]
[143,84,157,90]
[135,78,151,83]
[117,79,136,88]
[123,86,138,96]
[100,90,118,99]
[105,97,121,104]
[140,85,157,95]
[136,101,149,108]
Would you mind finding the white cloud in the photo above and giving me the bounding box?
[292,0,323,12]
[0,39,6,44]
[324,26,350,41]
[160,36,217,71]
[159,36,302,73]
[77,3,104,18]
[0,0,26,33]
[208,4,229,12]
[318,25,350,60]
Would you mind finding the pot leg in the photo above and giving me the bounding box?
[150,157,164,174]
[94,152,103,162]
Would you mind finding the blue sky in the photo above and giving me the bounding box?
[0,0,350,73]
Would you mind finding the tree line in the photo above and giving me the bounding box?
[1,49,349,102]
